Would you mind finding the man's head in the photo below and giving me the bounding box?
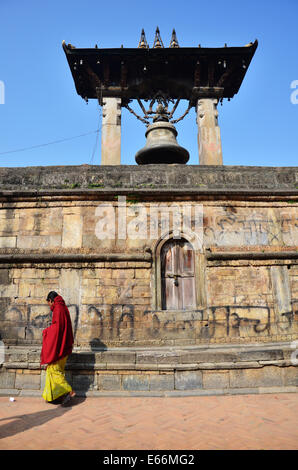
[46,291,59,307]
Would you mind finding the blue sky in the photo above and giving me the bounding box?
[0,0,297,167]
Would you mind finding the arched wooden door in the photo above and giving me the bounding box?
[161,238,196,310]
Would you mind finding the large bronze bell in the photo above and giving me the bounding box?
[135,106,189,165]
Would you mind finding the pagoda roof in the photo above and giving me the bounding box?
[63,40,258,105]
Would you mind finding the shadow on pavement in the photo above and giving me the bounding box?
[0,397,86,440]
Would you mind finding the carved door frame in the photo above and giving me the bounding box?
[152,231,207,311]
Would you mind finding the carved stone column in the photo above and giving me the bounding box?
[196,98,223,165]
[101,98,121,165]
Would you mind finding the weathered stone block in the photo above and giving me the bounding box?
[181,352,238,363]
[135,269,150,279]
[0,269,10,285]
[6,352,28,363]
[111,269,135,279]
[238,350,283,361]
[132,286,151,298]
[4,362,28,369]
[28,363,41,370]
[122,374,149,391]
[149,374,174,391]
[102,351,135,364]
[97,374,121,391]
[175,370,203,390]
[72,373,95,391]
[0,370,15,389]
[202,370,229,389]
[10,268,38,279]
[82,278,98,288]
[82,268,110,279]
[283,366,298,386]
[69,353,96,364]
[23,369,40,375]
[0,236,16,248]
[18,281,34,298]
[0,325,26,341]
[81,284,98,300]
[0,284,18,297]
[59,269,81,307]
[40,370,46,391]
[136,352,158,364]
[156,352,182,364]
[96,286,119,302]
[229,366,283,388]
[15,372,40,390]
[17,235,61,249]
[62,214,83,248]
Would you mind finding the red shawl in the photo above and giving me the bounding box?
[40,295,74,365]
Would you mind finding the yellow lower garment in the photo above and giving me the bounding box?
[42,356,72,402]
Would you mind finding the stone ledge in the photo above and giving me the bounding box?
[207,251,298,261]
[3,363,29,369]
[3,360,291,372]
[0,389,20,397]
[0,253,152,264]
[0,165,297,193]
[2,363,297,394]
[4,340,295,352]
[0,386,297,398]
[3,341,296,370]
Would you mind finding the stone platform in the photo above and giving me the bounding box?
[1,341,297,397]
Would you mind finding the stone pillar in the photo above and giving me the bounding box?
[196,98,223,165]
[101,97,121,165]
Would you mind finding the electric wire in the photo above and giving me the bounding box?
[89,107,102,164]
[0,130,100,156]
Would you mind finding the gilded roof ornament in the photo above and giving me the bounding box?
[153,27,164,48]
[62,40,76,50]
[169,29,179,48]
[138,29,149,49]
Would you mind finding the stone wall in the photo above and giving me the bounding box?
[0,164,297,394]
[1,261,297,348]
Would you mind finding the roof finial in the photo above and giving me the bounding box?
[169,29,179,48]
[153,26,164,48]
[138,29,149,49]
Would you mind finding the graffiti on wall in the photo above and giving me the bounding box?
[0,303,79,341]
[1,300,297,343]
[204,211,298,245]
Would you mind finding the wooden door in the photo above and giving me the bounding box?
[161,239,196,310]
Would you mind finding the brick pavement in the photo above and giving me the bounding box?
[0,393,297,450]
